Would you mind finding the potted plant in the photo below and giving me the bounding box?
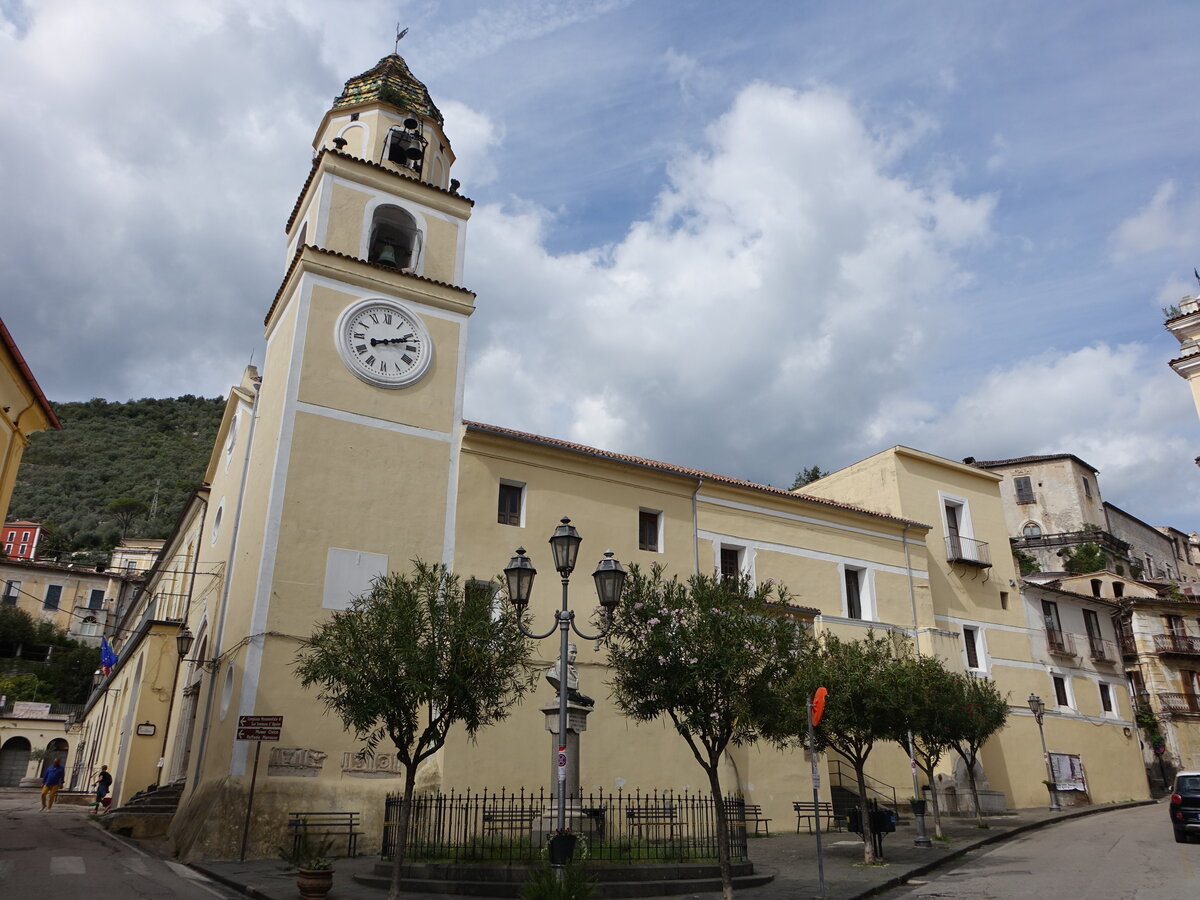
[279,833,335,899]
[908,796,927,816]
[547,828,578,866]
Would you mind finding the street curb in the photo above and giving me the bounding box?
[189,863,276,900]
[852,799,1159,899]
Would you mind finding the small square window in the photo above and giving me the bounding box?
[638,510,661,552]
[497,482,523,526]
[1099,682,1113,713]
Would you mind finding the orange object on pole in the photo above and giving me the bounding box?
[810,686,828,726]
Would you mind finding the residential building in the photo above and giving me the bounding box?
[802,447,1146,809]
[0,319,61,522]
[0,557,135,647]
[3,520,43,560]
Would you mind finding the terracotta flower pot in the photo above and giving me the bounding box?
[296,866,334,899]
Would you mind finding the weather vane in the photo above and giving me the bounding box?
[395,24,408,53]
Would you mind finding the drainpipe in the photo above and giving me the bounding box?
[191,386,259,791]
[692,478,703,575]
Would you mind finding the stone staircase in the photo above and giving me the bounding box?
[103,782,183,839]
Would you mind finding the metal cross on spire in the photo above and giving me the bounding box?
[395,25,408,53]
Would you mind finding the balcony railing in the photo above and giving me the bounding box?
[1119,635,1138,658]
[1045,629,1077,658]
[1087,636,1118,664]
[1158,693,1200,716]
[1152,633,1200,657]
[945,536,992,568]
[1010,529,1129,555]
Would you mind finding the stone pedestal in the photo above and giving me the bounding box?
[541,700,591,803]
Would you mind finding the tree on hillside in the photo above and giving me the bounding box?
[293,561,536,900]
[606,566,808,900]
[0,606,99,704]
[790,465,829,489]
[944,672,1009,827]
[107,498,148,538]
[773,631,901,863]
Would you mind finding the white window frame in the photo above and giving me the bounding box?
[840,564,876,621]
[718,543,748,581]
[638,508,663,553]
[1050,670,1075,711]
[1097,681,1116,716]
[962,625,987,672]
[497,479,526,528]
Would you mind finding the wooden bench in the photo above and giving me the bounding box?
[725,802,772,835]
[626,805,681,839]
[287,811,363,858]
[793,800,839,834]
[481,807,538,835]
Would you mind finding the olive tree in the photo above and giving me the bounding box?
[945,672,1009,827]
[773,631,901,863]
[294,561,536,900]
[605,566,808,900]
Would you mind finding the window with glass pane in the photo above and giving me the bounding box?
[89,589,105,609]
[44,584,62,610]
[1053,675,1069,706]
[720,547,740,580]
[638,510,659,552]
[497,483,522,526]
[963,626,980,668]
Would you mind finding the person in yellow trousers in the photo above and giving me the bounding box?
[40,758,65,810]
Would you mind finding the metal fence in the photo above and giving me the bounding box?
[382,788,749,864]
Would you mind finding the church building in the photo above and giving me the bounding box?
[78,54,1149,860]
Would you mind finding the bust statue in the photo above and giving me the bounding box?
[546,642,594,707]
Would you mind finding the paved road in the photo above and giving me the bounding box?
[878,803,1197,899]
[0,796,238,899]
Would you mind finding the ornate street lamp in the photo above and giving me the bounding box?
[1028,693,1062,811]
[503,517,626,866]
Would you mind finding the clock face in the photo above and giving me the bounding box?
[335,299,433,388]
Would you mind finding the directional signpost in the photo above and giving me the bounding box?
[236,715,283,860]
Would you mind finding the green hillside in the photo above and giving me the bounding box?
[8,396,225,554]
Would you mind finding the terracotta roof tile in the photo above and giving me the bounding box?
[973,453,1098,474]
[464,421,927,528]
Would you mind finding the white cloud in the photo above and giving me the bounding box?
[893,342,1200,525]
[439,100,504,188]
[1111,181,1200,260]
[463,82,995,484]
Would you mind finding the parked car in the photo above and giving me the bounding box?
[1170,771,1200,843]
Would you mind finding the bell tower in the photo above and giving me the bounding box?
[178,54,477,856]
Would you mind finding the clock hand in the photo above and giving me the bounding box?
[370,334,417,346]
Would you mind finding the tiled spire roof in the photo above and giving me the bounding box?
[332,54,443,125]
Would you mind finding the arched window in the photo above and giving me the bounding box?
[1022,522,1042,537]
[368,205,421,271]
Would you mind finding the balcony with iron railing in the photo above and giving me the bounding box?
[1045,629,1077,658]
[1119,635,1138,659]
[1152,633,1200,657]
[1086,636,1118,664]
[1010,529,1130,556]
[945,535,992,568]
[1158,692,1200,716]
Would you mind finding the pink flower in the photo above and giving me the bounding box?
[648,617,660,626]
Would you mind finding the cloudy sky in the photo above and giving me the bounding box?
[2,0,1198,528]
